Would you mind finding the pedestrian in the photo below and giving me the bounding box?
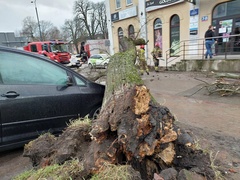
[137,45,149,75]
[211,27,217,56]
[204,25,216,59]
[151,43,162,72]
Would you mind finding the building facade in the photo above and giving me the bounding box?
[106,0,240,66]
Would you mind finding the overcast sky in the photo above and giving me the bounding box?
[0,0,104,33]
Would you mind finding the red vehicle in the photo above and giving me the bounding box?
[23,40,71,64]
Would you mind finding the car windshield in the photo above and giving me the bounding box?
[101,54,110,59]
[50,44,69,53]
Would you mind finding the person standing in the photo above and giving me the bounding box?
[137,45,149,75]
[151,43,162,72]
[204,25,216,59]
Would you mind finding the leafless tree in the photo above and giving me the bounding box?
[62,17,87,54]
[21,16,37,42]
[74,0,104,39]
[40,21,57,41]
[96,2,108,39]
[21,16,61,41]
[47,26,61,40]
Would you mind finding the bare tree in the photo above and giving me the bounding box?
[96,2,108,39]
[62,17,87,54]
[74,0,101,39]
[47,26,61,40]
[21,16,38,42]
[40,21,61,41]
[21,17,61,41]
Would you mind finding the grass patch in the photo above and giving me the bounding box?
[90,163,140,180]
[209,151,226,180]
[67,116,92,128]
[13,159,83,180]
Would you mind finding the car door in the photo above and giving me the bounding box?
[0,49,87,147]
[94,55,102,66]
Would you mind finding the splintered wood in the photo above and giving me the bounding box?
[132,86,150,115]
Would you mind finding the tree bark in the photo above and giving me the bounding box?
[23,37,215,180]
[83,38,189,179]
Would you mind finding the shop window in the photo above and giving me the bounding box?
[170,15,180,56]
[116,0,121,9]
[153,18,162,49]
[118,27,124,51]
[213,1,240,54]
[128,25,135,39]
[126,0,132,6]
[213,1,240,18]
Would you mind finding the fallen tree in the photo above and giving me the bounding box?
[21,37,216,180]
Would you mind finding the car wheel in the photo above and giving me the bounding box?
[89,106,101,119]
[88,63,93,69]
[104,63,108,69]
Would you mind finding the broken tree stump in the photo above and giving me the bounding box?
[23,37,215,180]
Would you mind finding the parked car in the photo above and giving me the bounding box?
[0,46,105,152]
[88,54,110,69]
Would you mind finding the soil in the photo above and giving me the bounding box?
[143,71,240,180]
[0,69,239,180]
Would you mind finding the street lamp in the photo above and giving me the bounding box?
[31,0,43,41]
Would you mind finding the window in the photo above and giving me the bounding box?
[0,51,68,85]
[126,0,132,6]
[170,15,180,56]
[118,27,124,51]
[213,1,240,18]
[30,44,38,52]
[116,0,121,9]
[91,55,101,59]
[128,25,135,39]
[153,18,162,49]
[74,76,86,86]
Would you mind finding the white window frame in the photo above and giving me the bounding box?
[126,0,133,6]
[116,0,121,9]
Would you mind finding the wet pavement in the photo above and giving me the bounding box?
[142,71,240,138]
[143,71,240,179]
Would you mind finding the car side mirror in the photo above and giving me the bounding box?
[57,76,73,91]
[66,76,73,86]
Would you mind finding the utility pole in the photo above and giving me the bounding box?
[31,0,43,41]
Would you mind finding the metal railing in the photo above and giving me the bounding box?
[165,34,240,69]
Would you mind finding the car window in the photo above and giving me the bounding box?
[0,51,68,85]
[74,75,86,86]
[101,54,110,59]
[91,55,101,59]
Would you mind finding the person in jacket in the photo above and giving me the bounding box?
[137,45,149,75]
[151,43,162,72]
[204,25,216,59]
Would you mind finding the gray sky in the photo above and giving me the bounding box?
[0,0,103,33]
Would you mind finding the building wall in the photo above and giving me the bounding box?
[198,0,231,42]
[109,0,140,52]
[146,1,191,62]
[107,0,235,65]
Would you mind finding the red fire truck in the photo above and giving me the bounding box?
[23,40,71,64]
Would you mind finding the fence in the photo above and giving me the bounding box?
[165,34,240,69]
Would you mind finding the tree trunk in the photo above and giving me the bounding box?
[83,38,210,179]
[23,37,215,180]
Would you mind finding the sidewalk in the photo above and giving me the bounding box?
[142,71,240,179]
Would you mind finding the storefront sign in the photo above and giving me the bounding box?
[189,8,199,35]
[190,8,198,16]
[201,16,208,22]
[111,12,119,22]
[111,6,137,22]
[146,0,184,12]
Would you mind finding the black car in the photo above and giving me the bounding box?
[0,46,105,151]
